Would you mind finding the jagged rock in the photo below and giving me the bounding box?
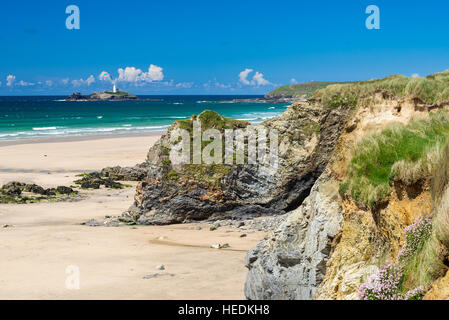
[74,172,123,189]
[23,184,46,194]
[2,182,24,196]
[244,171,343,300]
[65,92,89,100]
[101,164,147,181]
[80,182,100,189]
[1,181,78,203]
[56,186,75,194]
[125,103,350,225]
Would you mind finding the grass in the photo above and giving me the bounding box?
[182,164,232,187]
[340,111,449,208]
[176,110,249,134]
[312,71,449,109]
[163,110,250,186]
[397,140,449,293]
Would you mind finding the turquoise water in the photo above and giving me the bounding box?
[0,95,289,141]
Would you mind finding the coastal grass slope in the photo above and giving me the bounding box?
[313,71,449,109]
[265,81,343,99]
[339,111,449,208]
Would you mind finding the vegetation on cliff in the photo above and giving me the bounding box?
[358,218,431,300]
[313,70,449,109]
[399,139,449,297]
[176,110,249,133]
[265,81,343,98]
[168,110,249,187]
[339,111,449,208]
[358,138,449,299]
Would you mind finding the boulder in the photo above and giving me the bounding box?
[1,182,24,196]
[101,164,147,181]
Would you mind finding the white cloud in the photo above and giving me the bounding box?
[117,67,142,82]
[252,71,270,86]
[61,78,69,85]
[290,78,298,84]
[145,64,164,81]
[117,65,164,84]
[238,69,272,86]
[239,68,253,85]
[45,80,53,87]
[411,73,420,78]
[6,75,16,87]
[5,75,35,87]
[71,75,95,87]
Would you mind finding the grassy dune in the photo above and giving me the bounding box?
[313,70,449,109]
[339,111,449,208]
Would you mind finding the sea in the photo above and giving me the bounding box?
[0,95,290,142]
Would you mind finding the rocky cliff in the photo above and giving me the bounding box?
[245,72,449,300]
[121,103,349,225]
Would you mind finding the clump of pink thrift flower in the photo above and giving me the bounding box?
[358,264,425,300]
[358,217,432,300]
[358,263,404,300]
[398,218,432,261]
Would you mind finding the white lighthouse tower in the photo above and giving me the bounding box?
[112,83,117,93]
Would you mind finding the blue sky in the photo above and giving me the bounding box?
[1,0,449,95]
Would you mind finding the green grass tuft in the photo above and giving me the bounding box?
[340,111,449,208]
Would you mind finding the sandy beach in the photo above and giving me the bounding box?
[0,135,264,299]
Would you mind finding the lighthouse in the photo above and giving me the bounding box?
[112,83,117,93]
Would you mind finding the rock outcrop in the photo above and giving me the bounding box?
[245,170,343,299]
[0,181,77,203]
[101,164,147,181]
[122,104,349,225]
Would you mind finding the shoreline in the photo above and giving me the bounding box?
[0,130,166,147]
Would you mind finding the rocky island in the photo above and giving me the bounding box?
[65,88,138,101]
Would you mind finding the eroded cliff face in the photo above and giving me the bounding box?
[245,94,440,300]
